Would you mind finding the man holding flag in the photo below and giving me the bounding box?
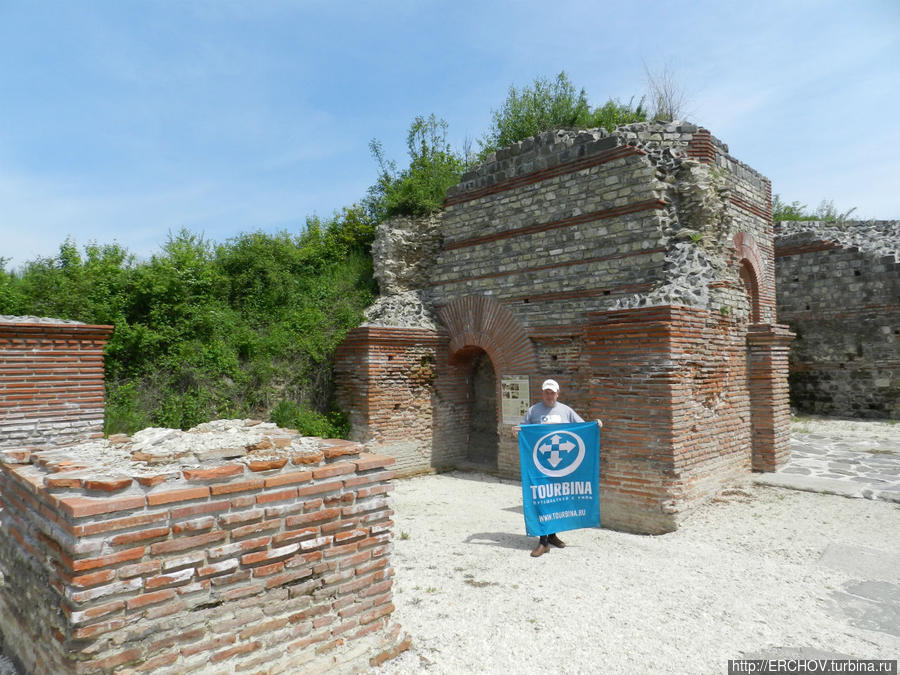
[517,379,602,558]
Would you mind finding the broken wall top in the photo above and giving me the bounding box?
[446,121,769,203]
[430,121,775,326]
[775,220,900,262]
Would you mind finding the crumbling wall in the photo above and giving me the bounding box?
[335,215,451,475]
[334,327,455,477]
[0,421,406,674]
[336,122,791,533]
[436,123,775,327]
[775,220,900,418]
[363,214,442,330]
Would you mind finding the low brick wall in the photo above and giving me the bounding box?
[0,422,407,674]
[0,318,113,451]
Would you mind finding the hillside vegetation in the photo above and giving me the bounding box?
[1,211,376,437]
[0,73,654,437]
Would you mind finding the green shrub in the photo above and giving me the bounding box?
[479,71,646,157]
[1,214,375,436]
[105,381,152,435]
[367,114,464,220]
[270,399,350,438]
[773,195,856,222]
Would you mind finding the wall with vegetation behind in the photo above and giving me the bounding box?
[0,209,377,437]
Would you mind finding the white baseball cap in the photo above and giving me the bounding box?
[541,379,560,392]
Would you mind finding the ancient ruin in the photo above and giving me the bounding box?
[774,220,899,419]
[0,317,406,674]
[0,317,112,452]
[336,121,794,534]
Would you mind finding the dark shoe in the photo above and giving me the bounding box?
[547,534,566,548]
[530,543,550,557]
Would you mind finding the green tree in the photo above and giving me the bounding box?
[590,98,647,134]
[773,195,857,222]
[6,239,133,325]
[479,71,646,156]
[0,258,24,314]
[367,114,465,220]
[4,220,375,437]
[481,72,591,153]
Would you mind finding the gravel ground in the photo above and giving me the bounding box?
[374,472,899,674]
[2,418,898,674]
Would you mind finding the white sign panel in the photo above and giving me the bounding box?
[501,375,530,425]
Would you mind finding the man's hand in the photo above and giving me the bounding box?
[596,419,603,428]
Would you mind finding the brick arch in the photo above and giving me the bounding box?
[734,232,764,323]
[437,295,538,373]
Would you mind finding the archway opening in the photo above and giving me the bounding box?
[739,259,762,323]
[466,350,499,468]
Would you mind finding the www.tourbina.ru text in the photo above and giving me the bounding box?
[538,509,586,522]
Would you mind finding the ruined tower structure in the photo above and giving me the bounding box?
[336,122,793,534]
[775,220,899,419]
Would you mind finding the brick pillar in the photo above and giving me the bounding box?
[686,128,716,164]
[588,305,760,533]
[334,326,449,476]
[0,319,113,451]
[747,324,795,472]
[587,306,685,535]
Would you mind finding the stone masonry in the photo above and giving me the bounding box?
[336,121,794,534]
[0,422,407,674]
[775,220,899,419]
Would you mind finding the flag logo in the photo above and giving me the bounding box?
[532,429,585,477]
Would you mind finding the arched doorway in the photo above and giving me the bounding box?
[467,349,499,468]
[739,260,762,323]
[437,294,539,475]
[733,231,765,324]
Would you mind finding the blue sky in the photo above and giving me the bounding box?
[1,0,898,269]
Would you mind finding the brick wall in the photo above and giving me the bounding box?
[587,306,764,532]
[334,327,459,476]
[0,426,407,674]
[0,318,113,450]
[775,221,900,419]
[336,121,793,534]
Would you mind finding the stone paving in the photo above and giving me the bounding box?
[755,417,900,503]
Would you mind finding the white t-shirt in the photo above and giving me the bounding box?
[523,402,584,425]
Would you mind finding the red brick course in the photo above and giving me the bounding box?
[0,443,406,673]
[0,321,113,452]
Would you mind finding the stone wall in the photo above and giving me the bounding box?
[775,220,900,418]
[336,121,793,534]
[0,421,407,674]
[437,124,776,327]
[0,317,113,451]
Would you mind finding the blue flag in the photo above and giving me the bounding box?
[518,421,600,536]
